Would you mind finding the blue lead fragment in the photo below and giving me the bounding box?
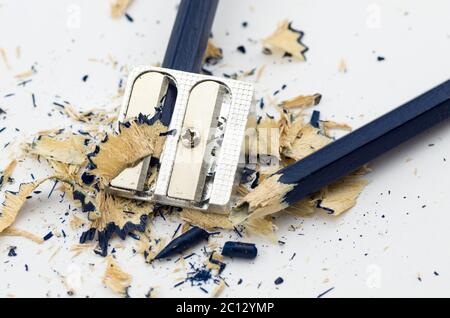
[310,110,320,128]
[221,241,257,259]
[274,277,284,285]
[8,246,17,257]
[155,226,210,260]
[43,231,54,241]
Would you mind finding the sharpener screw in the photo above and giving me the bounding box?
[181,127,201,148]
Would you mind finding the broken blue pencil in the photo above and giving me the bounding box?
[155,226,210,259]
[221,241,258,259]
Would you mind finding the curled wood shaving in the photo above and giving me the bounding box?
[204,39,223,65]
[26,134,89,165]
[317,175,368,216]
[88,119,166,185]
[14,70,34,79]
[322,120,352,136]
[0,177,54,232]
[1,227,44,244]
[103,256,132,296]
[180,209,234,230]
[263,20,308,61]
[233,174,293,223]
[255,65,266,82]
[62,104,118,125]
[282,124,332,161]
[281,93,322,109]
[89,191,152,233]
[49,161,83,185]
[0,48,11,70]
[110,0,133,18]
[70,215,86,230]
[212,279,225,298]
[244,216,277,242]
[279,113,305,151]
[70,243,95,258]
[134,237,150,256]
[284,198,316,217]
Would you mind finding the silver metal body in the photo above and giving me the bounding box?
[108,66,254,212]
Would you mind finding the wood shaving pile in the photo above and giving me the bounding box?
[0,89,368,295]
[0,18,369,297]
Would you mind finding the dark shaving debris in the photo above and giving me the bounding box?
[242,21,248,28]
[174,281,185,288]
[18,79,32,87]
[233,226,243,238]
[172,223,182,238]
[183,252,196,260]
[237,45,246,54]
[160,129,177,136]
[221,241,257,259]
[310,110,320,128]
[125,13,134,23]
[155,226,210,259]
[259,98,265,109]
[82,75,89,82]
[316,200,335,214]
[274,277,284,285]
[317,287,335,298]
[128,232,140,240]
[8,246,17,257]
[43,232,54,241]
[188,268,211,284]
[47,180,58,198]
[377,56,385,62]
[32,93,37,107]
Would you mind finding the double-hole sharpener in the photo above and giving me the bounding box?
[107,66,254,212]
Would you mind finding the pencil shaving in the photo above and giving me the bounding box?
[103,256,132,296]
[110,0,133,18]
[263,20,308,61]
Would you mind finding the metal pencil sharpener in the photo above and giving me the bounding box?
[108,66,254,212]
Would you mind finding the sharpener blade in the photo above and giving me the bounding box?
[110,71,169,192]
[167,81,226,202]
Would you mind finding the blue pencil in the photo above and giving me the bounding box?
[238,79,450,215]
[160,0,219,126]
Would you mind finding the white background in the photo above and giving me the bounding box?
[0,0,449,297]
